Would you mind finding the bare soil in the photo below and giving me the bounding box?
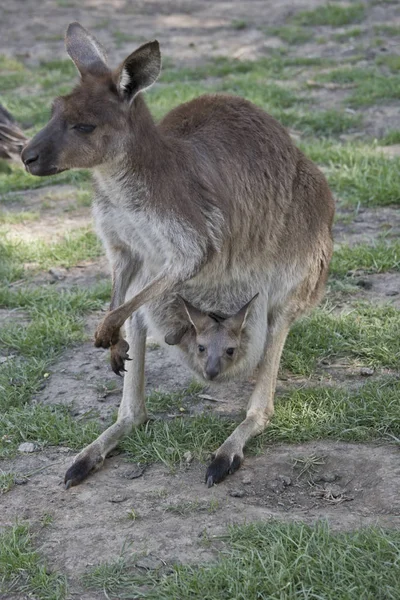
[1,1,400,596]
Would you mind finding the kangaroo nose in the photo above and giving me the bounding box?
[22,148,39,167]
[205,359,220,380]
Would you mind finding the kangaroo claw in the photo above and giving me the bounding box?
[110,338,131,375]
[205,453,243,487]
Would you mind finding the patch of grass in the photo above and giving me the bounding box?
[375,53,400,72]
[380,130,400,145]
[374,24,400,36]
[261,377,400,445]
[0,283,110,416]
[0,54,25,71]
[147,381,204,414]
[0,227,103,284]
[84,520,400,600]
[0,403,100,458]
[0,210,40,224]
[121,414,235,468]
[0,522,67,599]
[232,20,247,30]
[120,376,399,466]
[315,66,400,107]
[283,108,362,136]
[293,3,365,27]
[333,27,363,41]
[284,303,400,375]
[268,25,311,45]
[113,31,145,48]
[0,471,15,494]
[331,241,400,276]
[301,140,400,206]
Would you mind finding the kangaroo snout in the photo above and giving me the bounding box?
[205,358,221,380]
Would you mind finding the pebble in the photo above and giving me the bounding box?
[18,442,36,453]
[230,489,245,498]
[183,451,193,464]
[278,475,292,487]
[123,465,145,479]
[242,475,252,485]
[109,494,128,503]
[360,367,374,376]
[135,555,164,570]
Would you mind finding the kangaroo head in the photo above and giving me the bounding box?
[171,294,259,381]
[21,22,161,176]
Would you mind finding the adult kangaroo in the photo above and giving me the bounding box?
[21,23,334,489]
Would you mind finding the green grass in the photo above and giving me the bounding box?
[0,471,15,494]
[0,522,67,600]
[84,520,400,600]
[268,25,311,45]
[301,140,400,206]
[333,27,363,41]
[315,66,400,107]
[293,3,365,27]
[0,227,103,284]
[0,163,90,195]
[380,130,400,145]
[374,24,400,36]
[284,303,400,374]
[119,377,400,466]
[331,241,400,276]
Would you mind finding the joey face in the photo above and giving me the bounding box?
[194,322,240,381]
[177,293,259,381]
[21,22,161,176]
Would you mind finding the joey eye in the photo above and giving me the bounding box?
[226,348,235,356]
[198,345,205,353]
[73,124,96,133]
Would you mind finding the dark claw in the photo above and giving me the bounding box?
[110,339,131,376]
[64,456,95,489]
[205,454,243,487]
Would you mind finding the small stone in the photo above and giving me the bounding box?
[278,475,292,487]
[316,472,337,484]
[242,475,252,485]
[183,451,193,464]
[18,442,36,453]
[386,290,399,297]
[360,367,374,376]
[230,489,245,498]
[123,465,145,479]
[49,268,66,281]
[325,484,343,498]
[109,494,128,503]
[14,477,28,485]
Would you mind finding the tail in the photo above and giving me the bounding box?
[0,103,27,161]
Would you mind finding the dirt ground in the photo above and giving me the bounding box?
[1,1,400,598]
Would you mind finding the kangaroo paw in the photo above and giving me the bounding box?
[110,338,131,376]
[94,313,121,349]
[64,448,104,489]
[205,452,243,487]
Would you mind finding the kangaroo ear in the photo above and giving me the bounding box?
[118,40,161,102]
[225,293,259,337]
[66,22,109,77]
[165,326,188,346]
[178,296,211,334]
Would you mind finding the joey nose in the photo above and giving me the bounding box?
[205,359,221,380]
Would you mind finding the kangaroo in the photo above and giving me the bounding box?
[164,294,259,381]
[21,23,334,489]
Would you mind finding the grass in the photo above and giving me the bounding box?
[331,241,400,276]
[84,520,400,599]
[380,130,400,145]
[293,3,365,27]
[0,227,103,283]
[301,140,400,206]
[0,522,67,600]
[284,303,400,374]
[268,25,311,45]
[0,471,15,494]
[119,377,400,466]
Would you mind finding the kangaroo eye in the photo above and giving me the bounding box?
[198,345,205,353]
[73,124,96,133]
[226,348,235,356]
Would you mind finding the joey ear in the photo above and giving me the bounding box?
[225,293,259,336]
[66,22,109,77]
[165,326,188,346]
[178,295,211,334]
[118,40,161,102]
